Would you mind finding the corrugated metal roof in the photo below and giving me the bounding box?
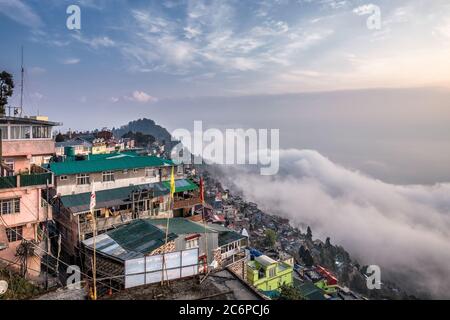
[60,183,167,213]
[82,219,178,261]
[60,179,196,213]
[147,218,215,235]
[217,231,245,247]
[205,223,246,246]
[56,140,92,148]
[49,155,174,175]
[162,179,198,193]
[255,255,277,267]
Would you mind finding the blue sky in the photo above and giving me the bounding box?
[1,0,449,127]
[1,0,450,184]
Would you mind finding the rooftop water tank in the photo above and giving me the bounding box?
[64,146,76,157]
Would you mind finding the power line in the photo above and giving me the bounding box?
[0,184,120,294]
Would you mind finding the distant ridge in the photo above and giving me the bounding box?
[112,118,181,157]
[113,118,174,144]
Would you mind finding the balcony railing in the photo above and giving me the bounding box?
[0,172,53,189]
[80,211,134,235]
[80,209,173,236]
[173,197,202,210]
[20,172,52,187]
[0,176,17,189]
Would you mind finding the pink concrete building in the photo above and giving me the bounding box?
[0,116,60,279]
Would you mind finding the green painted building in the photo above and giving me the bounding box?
[247,255,293,292]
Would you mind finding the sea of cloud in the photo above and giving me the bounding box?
[216,149,450,298]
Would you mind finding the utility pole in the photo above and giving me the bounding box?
[92,213,97,299]
[45,180,50,290]
[20,46,24,115]
[90,181,97,300]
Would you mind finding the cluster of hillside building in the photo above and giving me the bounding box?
[0,114,365,301]
[0,115,301,300]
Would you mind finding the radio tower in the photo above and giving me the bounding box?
[19,46,24,117]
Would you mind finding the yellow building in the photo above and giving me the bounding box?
[91,138,108,154]
[247,255,293,293]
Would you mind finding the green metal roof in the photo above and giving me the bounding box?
[60,183,166,213]
[60,179,195,213]
[205,224,246,246]
[295,280,327,300]
[82,219,178,261]
[147,218,215,235]
[162,179,198,193]
[218,231,245,247]
[49,154,175,175]
[108,219,177,255]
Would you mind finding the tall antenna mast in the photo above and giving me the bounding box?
[20,46,24,117]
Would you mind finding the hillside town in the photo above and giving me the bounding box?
[0,114,409,301]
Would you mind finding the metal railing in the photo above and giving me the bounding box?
[173,197,202,210]
[0,172,52,189]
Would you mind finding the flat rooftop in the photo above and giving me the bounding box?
[0,116,61,126]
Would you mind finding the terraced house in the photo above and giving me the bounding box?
[48,152,202,263]
[247,254,294,295]
[0,115,60,279]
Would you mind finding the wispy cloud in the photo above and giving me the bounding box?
[0,0,42,28]
[124,91,158,103]
[121,0,332,75]
[29,66,46,75]
[72,33,116,49]
[62,58,80,65]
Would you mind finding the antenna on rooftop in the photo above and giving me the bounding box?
[19,46,24,117]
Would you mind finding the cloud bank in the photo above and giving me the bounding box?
[218,149,450,298]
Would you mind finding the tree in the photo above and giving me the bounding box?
[278,284,303,300]
[264,229,277,248]
[121,131,156,146]
[306,226,313,240]
[298,246,314,267]
[55,133,65,142]
[325,237,331,247]
[0,71,14,116]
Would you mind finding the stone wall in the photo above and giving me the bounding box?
[227,258,247,280]
[149,240,175,255]
[213,248,222,268]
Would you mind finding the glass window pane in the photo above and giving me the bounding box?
[24,126,30,139]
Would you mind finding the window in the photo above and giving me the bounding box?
[60,175,68,181]
[3,159,14,172]
[6,226,23,242]
[133,168,139,173]
[24,126,31,139]
[0,126,8,140]
[0,198,20,215]
[186,238,199,249]
[102,171,114,182]
[145,168,156,178]
[76,173,90,185]
[32,126,51,139]
[269,267,276,278]
[10,126,31,139]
